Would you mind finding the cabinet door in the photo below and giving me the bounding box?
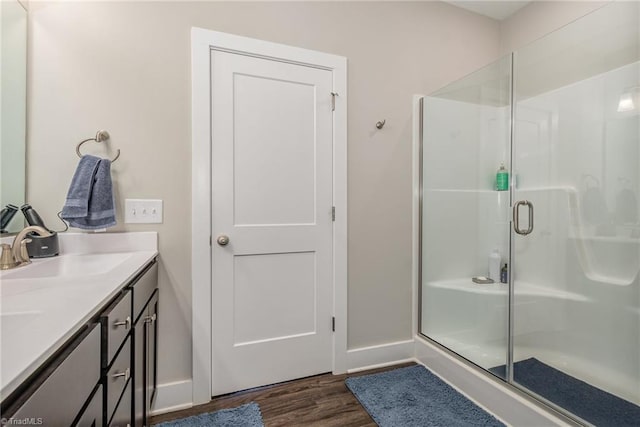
[132,262,158,323]
[109,381,132,427]
[133,317,145,427]
[74,384,103,427]
[107,337,131,423]
[9,325,100,426]
[145,291,159,415]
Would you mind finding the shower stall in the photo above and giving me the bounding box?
[419,2,640,424]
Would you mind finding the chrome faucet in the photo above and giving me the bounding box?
[0,226,52,270]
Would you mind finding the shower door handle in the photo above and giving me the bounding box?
[513,200,534,235]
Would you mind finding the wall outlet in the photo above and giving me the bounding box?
[124,199,163,224]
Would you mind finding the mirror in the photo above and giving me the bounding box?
[0,0,27,234]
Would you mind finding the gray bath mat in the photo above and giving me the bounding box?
[154,402,263,427]
[346,365,503,427]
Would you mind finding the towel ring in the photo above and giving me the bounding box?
[76,130,121,162]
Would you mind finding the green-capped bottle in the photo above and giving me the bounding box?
[496,163,509,191]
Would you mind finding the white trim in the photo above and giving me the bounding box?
[191,28,348,405]
[191,27,213,406]
[346,340,415,372]
[150,380,193,416]
[414,337,572,426]
[348,358,418,374]
[332,44,348,377]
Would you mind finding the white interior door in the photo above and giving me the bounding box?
[210,49,334,395]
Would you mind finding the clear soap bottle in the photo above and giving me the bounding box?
[489,249,501,282]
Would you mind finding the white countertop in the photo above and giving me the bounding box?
[0,232,158,400]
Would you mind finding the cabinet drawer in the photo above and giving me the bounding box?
[132,262,157,322]
[12,325,100,426]
[109,381,132,427]
[107,337,131,422]
[102,290,132,365]
[75,384,103,427]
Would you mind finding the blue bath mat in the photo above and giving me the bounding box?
[491,358,640,427]
[345,365,503,426]
[154,402,263,427]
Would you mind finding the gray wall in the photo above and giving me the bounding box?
[27,1,501,386]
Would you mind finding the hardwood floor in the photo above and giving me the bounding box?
[150,362,416,426]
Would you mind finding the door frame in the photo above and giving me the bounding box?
[191,28,348,405]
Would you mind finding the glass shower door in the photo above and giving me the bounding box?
[511,2,640,423]
[420,54,512,374]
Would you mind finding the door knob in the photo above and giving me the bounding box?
[217,235,230,246]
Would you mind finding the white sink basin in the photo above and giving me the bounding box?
[0,253,131,280]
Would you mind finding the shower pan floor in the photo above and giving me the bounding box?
[427,334,640,409]
[514,346,640,406]
[490,358,640,427]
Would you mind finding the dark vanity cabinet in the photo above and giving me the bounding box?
[1,258,158,427]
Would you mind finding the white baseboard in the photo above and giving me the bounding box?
[150,379,193,416]
[346,339,415,372]
[414,336,574,427]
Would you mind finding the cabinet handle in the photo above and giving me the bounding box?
[112,367,130,381]
[113,316,131,329]
[144,313,157,324]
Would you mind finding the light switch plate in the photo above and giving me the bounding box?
[124,199,163,224]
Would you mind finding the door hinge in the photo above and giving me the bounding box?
[209,235,212,246]
[331,92,338,111]
[332,206,336,221]
[332,316,335,332]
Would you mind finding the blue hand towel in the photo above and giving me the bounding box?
[61,155,116,230]
[61,155,101,218]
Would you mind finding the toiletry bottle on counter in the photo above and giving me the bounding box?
[496,163,509,191]
[489,249,501,282]
[500,263,508,284]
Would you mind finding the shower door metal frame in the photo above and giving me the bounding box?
[506,52,515,384]
[417,96,425,336]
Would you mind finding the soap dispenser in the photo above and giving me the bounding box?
[496,163,509,191]
[489,249,501,282]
